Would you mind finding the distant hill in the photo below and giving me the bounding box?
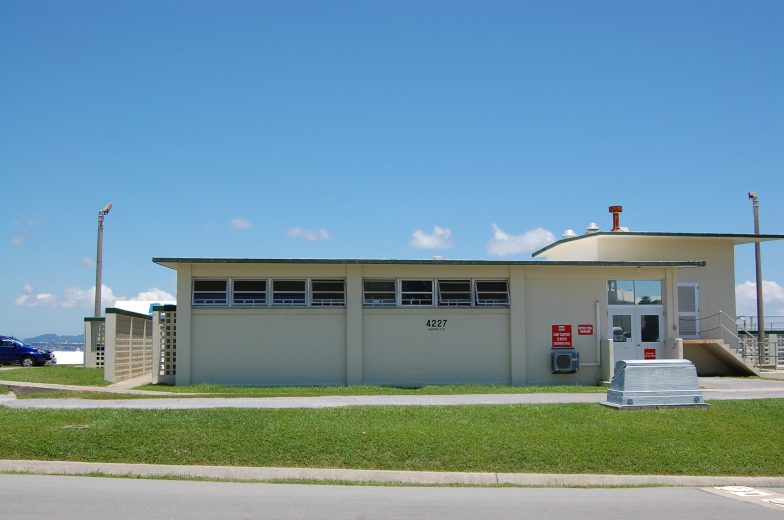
[23,333,85,344]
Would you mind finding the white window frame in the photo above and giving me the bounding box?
[192,279,228,306]
[607,280,663,306]
[232,279,268,307]
[271,279,307,307]
[474,280,510,307]
[310,279,346,308]
[678,282,700,339]
[363,279,398,307]
[437,279,473,307]
[400,279,434,307]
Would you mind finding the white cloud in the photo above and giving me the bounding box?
[61,285,118,309]
[129,288,176,302]
[81,257,95,268]
[410,226,453,250]
[287,227,331,241]
[14,284,175,314]
[735,280,784,316]
[230,218,252,230]
[487,224,556,257]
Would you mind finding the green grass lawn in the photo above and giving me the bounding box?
[0,400,781,476]
[0,366,108,386]
[135,383,607,397]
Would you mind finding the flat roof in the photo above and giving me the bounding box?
[532,231,784,257]
[153,257,706,269]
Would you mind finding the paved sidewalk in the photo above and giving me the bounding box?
[1,376,782,409]
[2,459,784,488]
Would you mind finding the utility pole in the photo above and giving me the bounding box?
[94,203,113,317]
[748,192,765,366]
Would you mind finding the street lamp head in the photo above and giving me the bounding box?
[101,203,113,215]
[748,192,758,200]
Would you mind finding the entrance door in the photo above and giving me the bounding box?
[609,307,664,361]
[678,283,700,338]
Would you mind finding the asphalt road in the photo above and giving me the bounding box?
[1,475,783,520]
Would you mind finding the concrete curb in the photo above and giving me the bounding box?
[2,460,783,488]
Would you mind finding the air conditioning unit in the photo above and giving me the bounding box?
[551,349,580,374]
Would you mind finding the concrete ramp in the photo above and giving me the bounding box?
[683,339,759,377]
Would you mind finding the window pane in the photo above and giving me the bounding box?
[635,280,662,305]
[401,280,433,306]
[311,280,345,307]
[678,285,697,313]
[194,280,226,292]
[233,280,266,306]
[272,280,306,305]
[193,280,227,305]
[608,280,634,305]
[363,280,396,306]
[612,315,632,342]
[234,280,266,292]
[438,280,472,306]
[641,314,661,342]
[475,280,509,306]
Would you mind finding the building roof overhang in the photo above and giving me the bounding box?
[532,231,784,258]
[153,257,706,270]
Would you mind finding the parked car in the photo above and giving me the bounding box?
[0,335,57,367]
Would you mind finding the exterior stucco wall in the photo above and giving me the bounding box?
[169,260,681,386]
[363,309,510,386]
[539,234,738,337]
[524,274,604,385]
[191,310,346,386]
[596,236,736,332]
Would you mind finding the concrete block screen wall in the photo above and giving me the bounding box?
[153,258,698,387]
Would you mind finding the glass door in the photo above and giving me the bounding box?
[607,278,665,362]
[609,310,636,362]
[638,309,664,360]
[608,307,664,361]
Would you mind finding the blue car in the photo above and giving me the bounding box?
[0,335,57,367]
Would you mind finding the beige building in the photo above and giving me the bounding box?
[152,225,782,387]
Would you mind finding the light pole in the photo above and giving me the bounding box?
[94,203,113,318]
[748,192,765,366]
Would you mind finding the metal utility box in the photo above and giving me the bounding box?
[604,359,708,409]
[551,349,580,373]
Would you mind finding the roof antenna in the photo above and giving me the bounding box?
[609,205,623,232]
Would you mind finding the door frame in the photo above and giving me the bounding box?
[608,305,665,361]
[677,282,700,339]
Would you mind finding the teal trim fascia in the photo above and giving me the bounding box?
[151,304,177,312]
[104,307,153,320]
[153,257,706,268]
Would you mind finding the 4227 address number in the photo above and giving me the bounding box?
[426,319,447,329]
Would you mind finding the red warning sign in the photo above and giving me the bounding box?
[552,324,573,348]
[644,348,657,360]
[578,324,594,336]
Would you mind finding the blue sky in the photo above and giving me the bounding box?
[2,0,783,338]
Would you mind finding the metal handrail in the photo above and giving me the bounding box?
[680,310,782,368]
[736,315,784,331]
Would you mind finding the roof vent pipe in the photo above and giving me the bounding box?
[585,222,600,234]
[562,229,577,239]
[609,205,624,232]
